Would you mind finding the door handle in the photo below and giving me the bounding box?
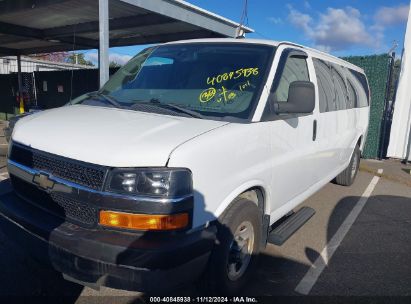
[313,119,317,141]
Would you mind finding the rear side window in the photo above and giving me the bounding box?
[313,58,336,112]
[331,64,348,110]
[314,58,369,112]
[273,56,310,102]
[346,69,369,107]
[346,78,357,109]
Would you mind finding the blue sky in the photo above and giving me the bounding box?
[84,0,410,65]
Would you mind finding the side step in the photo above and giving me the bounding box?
[268,207,315,246]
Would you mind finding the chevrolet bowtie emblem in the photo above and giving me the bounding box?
[33,173,55,190]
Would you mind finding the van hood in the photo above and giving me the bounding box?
[12,105,228,167]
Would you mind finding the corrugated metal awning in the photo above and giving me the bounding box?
[0,0,253,56]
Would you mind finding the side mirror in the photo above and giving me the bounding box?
[273,81,315,114]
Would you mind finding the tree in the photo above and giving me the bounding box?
[29,52,70,62]
[109,61,122,68]
[66,53,94,66]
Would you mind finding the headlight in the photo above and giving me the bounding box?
[106,168,192,197]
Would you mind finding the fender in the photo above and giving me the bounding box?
[350,133,363,157]
[214,180,270,218]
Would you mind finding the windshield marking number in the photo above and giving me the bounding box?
[199,86,237,104]
[206,68,259,86]
[199,88,217,103]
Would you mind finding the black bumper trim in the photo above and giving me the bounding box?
[0,191,216,292]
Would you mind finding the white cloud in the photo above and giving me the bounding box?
[370,4,409,52]
[288,6,379,51]
[85,52,132,65]
[315,7,376,50]
[268,17,283,25]
[85,52,98,63]
[374,4,409,26]
[109,53,132,65]
[304,0,311,10]
[288,7,313,35]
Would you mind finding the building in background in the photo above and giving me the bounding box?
[387,1,411,162]
[0,56,94,74]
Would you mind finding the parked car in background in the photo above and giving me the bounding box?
[0,38,370,294]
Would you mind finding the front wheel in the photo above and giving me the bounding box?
[203,198,261,295]
[335,144,360,186]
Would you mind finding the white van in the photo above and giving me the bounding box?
[1,38,369,294]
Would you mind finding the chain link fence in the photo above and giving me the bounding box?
[342,54,392,159]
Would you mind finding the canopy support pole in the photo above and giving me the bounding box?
[99,0,109,88]
[17,54,24,114]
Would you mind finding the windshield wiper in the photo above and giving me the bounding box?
[89,92,125,109]
[131,98,204,119]
[159,103,204,119]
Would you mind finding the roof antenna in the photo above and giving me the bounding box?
[236,0,248,38]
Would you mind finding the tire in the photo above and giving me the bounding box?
[335,144,360,186]
[203,198,261,295]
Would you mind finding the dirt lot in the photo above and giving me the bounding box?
[0,158,410,302]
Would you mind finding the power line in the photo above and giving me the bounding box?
[239,0,249,27]
[236,0,249,37]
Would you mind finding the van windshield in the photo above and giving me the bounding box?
[78,43,275,121]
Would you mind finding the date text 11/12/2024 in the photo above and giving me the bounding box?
[149,296,258,303]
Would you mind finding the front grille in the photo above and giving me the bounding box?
[51,193,97,226]
[10,175,97,226]
[9,143,107,190]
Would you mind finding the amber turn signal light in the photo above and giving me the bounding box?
[99,210,189,231]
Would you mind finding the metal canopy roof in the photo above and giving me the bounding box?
[0,0,253,56]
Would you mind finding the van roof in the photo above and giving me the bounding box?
[164,38,365,74]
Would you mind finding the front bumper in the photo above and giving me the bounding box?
[0,190,216,292]
[1,157,216,293]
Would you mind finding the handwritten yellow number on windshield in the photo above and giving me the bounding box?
[216,86,236,103]
[199,86,237,104]
[199,87,216,103]
[206,68,259,86]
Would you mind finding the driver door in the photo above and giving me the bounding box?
[262,48,320,219]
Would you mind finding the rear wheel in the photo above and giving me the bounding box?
[335,144,360,186]
[203,198,261,295]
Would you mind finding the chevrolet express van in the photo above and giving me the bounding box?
[0,38,369,294]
